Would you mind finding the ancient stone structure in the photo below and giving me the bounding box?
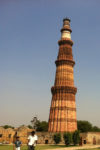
[48,18,77,132]
[80,132,100,145]
[0,126,32,144]
[0,127,15,144]
[0,126,100,145]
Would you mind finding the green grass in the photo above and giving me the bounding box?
[0,145,13,150]
[0,144,66,150]
[0,145,100,150]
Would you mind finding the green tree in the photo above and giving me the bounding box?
[72,130,80,145]
[77,120,92,132]
[3,125,14,129]
[30,116,48,132]
[27,125,33,129]
[63,132,72,146]
[53,133,61,144]
[36,121,48,132]
[92,126,100,132]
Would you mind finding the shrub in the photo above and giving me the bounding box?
[72,130,80,145]
[53,133,61,144]
[63,132,72,146]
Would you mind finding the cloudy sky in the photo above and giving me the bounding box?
[0,0,100,127]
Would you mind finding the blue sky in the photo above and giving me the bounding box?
[0,0,100,127]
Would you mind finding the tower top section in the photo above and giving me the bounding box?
[63,17,71,22]
[61,17,72,39]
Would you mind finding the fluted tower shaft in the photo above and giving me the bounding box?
[48,18,77,132]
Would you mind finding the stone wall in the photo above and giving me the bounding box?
[0,126,32,144]
[0,127,100,145]
[37,132,54,144]
[0,127,15,144]
[80,132,100,145]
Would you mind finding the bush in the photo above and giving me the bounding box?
[72,130,80,145]
[63,132,72,146]
[53,133,61,144]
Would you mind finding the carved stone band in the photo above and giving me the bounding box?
[51,86,77,94]
[50,106,76,111]
[49,118,77,122]
[58,38,73,46]
[55,59,75,67]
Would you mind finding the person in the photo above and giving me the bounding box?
[14,136,22,150]
[27,131,38,150]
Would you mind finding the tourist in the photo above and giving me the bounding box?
[14,136,22,150]
[27,131,38,150]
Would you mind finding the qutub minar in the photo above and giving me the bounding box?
[48,18,77,132]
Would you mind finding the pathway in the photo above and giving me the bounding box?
[46,145,100,150]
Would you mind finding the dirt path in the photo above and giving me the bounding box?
[46,145,100,150]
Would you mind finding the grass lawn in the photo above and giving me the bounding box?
[0,145,66,150]
[0,145,100,150]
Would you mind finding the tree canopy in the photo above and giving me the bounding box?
[77,120,100,132]
[36,121,48,132]
[3,125,14,129]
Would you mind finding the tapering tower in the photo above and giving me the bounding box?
[48,18,77,132]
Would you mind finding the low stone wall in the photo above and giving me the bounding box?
[0,127,15,144]
[36,132,65,144]
[0,127,100,145]
[0,126,32,144]
[80,132,100,145]
[37,132,54,144]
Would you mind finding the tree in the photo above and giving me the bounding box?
[3,125,14,129]
[36,121,48,132]
[27,125,33,129]
[53,133,61,144]
[92,126,100,132]
[30,116,48,131]
[63,132,72,146]
[77,120,92,132]
[72,130,80,145]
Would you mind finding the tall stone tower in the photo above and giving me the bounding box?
[48,18,77,132]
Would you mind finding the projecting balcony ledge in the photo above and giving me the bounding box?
[61,26,72,33]
[51,86,77,94]
[58,38,73,46]
[55,59,75,67]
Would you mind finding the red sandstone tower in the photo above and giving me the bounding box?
[48,18,77,132]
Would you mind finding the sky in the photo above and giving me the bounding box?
[0,0,100,127]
